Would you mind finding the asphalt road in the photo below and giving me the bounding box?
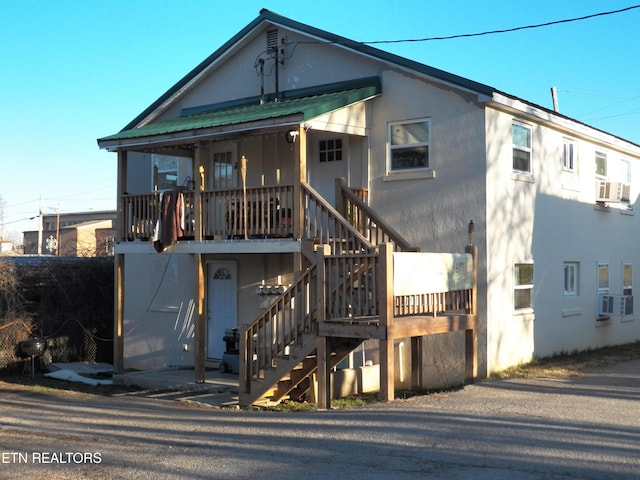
[1,360,639,479]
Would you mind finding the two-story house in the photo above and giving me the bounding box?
[98,9,640,406]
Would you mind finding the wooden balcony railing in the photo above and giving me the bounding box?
[119,185,293,242]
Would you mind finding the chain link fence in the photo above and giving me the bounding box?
[0,257,113,375]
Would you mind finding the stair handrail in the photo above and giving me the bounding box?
[241,265,319,394]
[338,180,418,252]
[301,182,374,254]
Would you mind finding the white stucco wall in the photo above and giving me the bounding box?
[365,69,489,378]
[122,251,293,370]
[485,106,640,372]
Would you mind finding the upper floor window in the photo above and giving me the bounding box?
[512,122,532,173]
[562,139,576,172]
[319,139,343,162]
[388,119,430,172]
[595,151,607,178]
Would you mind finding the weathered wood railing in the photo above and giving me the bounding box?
[119,185,293,241]
[337,178,417,252]
[121,193,159,240]
[302,182,373,255]
[202,185,293,239]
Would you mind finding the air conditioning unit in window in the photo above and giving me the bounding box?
[596,181,628,203]
[598,294,634,317]
[598,294,615,316]
[618,295,634,316]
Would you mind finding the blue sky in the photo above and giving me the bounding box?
[1,1,639,240]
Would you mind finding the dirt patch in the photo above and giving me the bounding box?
[491,341,640,379]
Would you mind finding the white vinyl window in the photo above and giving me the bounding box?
[562,139,576,172]
[623,263,633,296]
[595,151,607,178]
[514,263,534,310]
[512,122,532,173]
[388,119,430,172]
[597,262,610,294]
[564,262,579,296]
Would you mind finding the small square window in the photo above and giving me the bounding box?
[319,138,343,163]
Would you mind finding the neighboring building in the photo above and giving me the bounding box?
[98,10,640,406]
[23,211,116,257]
[0,241,15,254]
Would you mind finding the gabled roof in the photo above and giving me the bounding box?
[112,9,495,137]
[98,9,639,152]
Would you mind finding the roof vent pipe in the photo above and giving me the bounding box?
[551,86,559,113]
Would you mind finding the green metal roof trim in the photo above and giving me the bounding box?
[98,84,380,143]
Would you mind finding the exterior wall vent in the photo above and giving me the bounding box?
[267,29,279,54]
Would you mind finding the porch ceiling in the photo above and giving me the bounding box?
[97,85,380,150]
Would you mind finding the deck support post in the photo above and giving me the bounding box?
[114,253,124,374]
[464,239,478,383]
[194,253,206,383]
[316,244,331,409]
[316,336,330,410]
[410,336,423,390]
[378,243,395,402]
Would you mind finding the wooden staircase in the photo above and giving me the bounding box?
[239,182,416,407]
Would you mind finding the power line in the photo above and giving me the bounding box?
[360,5,640,44]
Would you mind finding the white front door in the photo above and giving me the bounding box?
[207,261,238,360]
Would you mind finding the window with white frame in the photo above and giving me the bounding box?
[388,119,430,172]
[595,151,607,178]
[597,262,610,294]
[514,263,534,310]
[562,139,576,172]
[623,263,633,296]
[512,122,532,173]
[620,159,632,203]
[564,262,579,296]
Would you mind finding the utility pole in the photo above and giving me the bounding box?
[37,196,43,256]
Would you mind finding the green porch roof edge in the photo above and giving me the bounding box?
[98,84,380,144]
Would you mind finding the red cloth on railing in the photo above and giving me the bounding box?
[153,190,184,252]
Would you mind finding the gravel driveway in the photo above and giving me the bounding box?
[1,359,639,479]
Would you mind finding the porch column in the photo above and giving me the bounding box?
[193,142,208,241]
[114,253,124,374]
[113,149,127,373]
[293,125,307,278]
[194,253,206,383]
[116,150,127,242]
[378,243,395,402]
[293,125,306,241]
